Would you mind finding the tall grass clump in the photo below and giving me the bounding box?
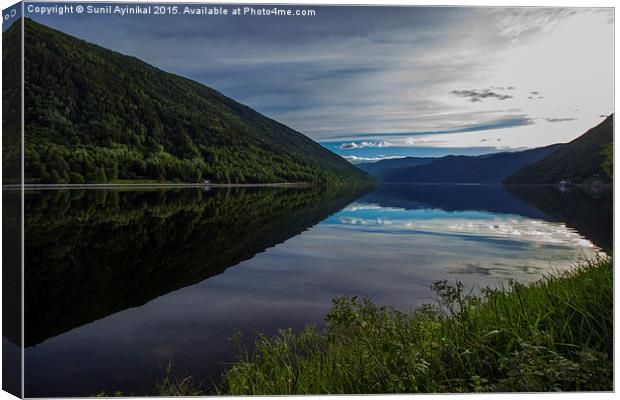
[220,257,613,394]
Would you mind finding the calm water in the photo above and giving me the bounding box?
[19,184,611,396]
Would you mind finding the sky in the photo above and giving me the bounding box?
[19,3,615,163]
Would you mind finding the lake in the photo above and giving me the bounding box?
[17,184,611,396]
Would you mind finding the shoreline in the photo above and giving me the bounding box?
[382,182,613,187]
[3,182,310,191]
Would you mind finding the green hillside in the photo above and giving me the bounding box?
[14,19,370,185]
[505,115,613,184]
[2,18,21,184]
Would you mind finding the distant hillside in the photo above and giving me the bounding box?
[505,115,613,184]
[382,145,562,184]
[13,19,370,185]
[358,157,436,178]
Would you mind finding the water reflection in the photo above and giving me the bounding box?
[506,185,613,252]
[24,186,365,347]
[2,190,22,398]
[330,202,597,280]
[24,184,611,397]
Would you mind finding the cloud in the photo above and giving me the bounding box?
[324,116,534,146]
[339,141,392,149]
[545,117,576,123]
[338,137,444,149]
[342,155,407,164]
[485,8,578,40]
[450,89,513,102]
[343,204,406,212]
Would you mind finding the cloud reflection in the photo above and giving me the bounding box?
[336,204,597,250]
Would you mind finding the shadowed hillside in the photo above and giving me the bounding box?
[505,115,613,184]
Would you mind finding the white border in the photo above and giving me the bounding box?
[0,1,616,399]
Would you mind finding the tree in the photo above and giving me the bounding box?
[601,144,613,178]
[69,172,85,184]
[95,168,107,183]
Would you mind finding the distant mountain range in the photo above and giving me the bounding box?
[359,116,613,185]
[359,145,561,184]
[505,115,613,184]
[9,19,370,186]
[357,157,436,179]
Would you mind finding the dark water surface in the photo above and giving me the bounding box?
[21,184,611,396]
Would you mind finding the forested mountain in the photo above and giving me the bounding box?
[505,115,613,184]
[2,18,21,184]
[357,156,436,178]
[381,145,562,184]
[13,19,370,185]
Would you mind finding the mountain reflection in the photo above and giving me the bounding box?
[24,186,366,347]
[505,185,613,252]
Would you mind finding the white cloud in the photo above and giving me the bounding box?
[339,141,392,149]
[342,155,407,164]
[343,204,406,212]
[338,137,448,149]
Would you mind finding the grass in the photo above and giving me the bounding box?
[218,257,613,394]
